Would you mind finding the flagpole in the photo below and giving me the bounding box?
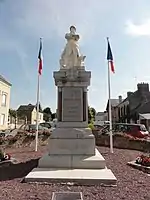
[107,58,113,154]
[107,37,113,154]
[35,71,40,152]
[35,38,42,152]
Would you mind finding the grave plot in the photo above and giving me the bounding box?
[128,154,150,174]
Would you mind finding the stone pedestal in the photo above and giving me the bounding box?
[25,67,116,185]
[54,68,90,126]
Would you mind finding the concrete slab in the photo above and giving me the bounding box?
[127,161,150,173]
[25,168,117,185]
[0,158,18,168]
[51,192,83,200]
[38,149,106,169]
[48,137,95,155]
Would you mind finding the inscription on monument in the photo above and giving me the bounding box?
[62,87,83,122]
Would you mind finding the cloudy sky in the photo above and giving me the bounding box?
[1,0,150,112]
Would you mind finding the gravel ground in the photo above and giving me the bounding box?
[0,146,149,200]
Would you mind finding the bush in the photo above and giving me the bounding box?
[0,137,5,145]
[8,139,17,145]
[88,123,94,130]
[0,149,4,160]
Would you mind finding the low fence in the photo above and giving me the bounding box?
[93,130,150,152]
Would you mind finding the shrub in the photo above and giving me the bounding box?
[0,149,4,160]
[8,137,18,145]
[88,123,94,130]
[0,137,5,145]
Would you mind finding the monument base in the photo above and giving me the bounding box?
[46,128,95,155]
[25,127,117,185]
[57,122,88,128]
[25,168,116,186]
[38,149,106,169]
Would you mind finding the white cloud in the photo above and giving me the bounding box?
[125,19,150,36]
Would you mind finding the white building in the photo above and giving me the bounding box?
[0,75,11,130]
[17,104,43,125]
[94,112,107,126]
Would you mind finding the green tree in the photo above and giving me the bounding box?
[88,106,93,124]
[9,109,17,128]
[9,109,17,118]
[88,106,96,124]
[43,107,52,122]
[51,113,56,120]
[90,107,96,120]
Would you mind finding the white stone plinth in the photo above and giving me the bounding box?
[25,168,117,185]
[57,122,88,128]
[48,128,95,155]
[38,149,106,169]
[25,126,117,185]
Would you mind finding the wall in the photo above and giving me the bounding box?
[0,81,11,130]
[93,132,150,152]
[106,107,118,123]
[112,107,117,122]
[116,100,130,122]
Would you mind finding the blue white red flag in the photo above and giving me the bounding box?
[38,38,43,75]
[107,38,115,73]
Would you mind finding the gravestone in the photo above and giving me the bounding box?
[25,26,117,185]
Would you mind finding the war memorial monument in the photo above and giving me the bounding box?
[25,26,117,185]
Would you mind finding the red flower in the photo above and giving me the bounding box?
[136,154,150,166]
[4,154,11,160]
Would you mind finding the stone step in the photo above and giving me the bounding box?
[48,128,95,155]
[38,149,106,169]
[25,168,117,185]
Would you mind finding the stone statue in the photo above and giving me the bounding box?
[60,26,86,69]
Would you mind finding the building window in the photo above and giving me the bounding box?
[124,105,126,115]
[121,107,123,117]
[118,107,120,118]
[1,93,7,106]
[0,114,5,125]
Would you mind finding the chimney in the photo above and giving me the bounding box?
[118,95,122,103]
[127,92,133,97]
[137,83,149,93]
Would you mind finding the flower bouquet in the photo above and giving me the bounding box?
[0,149,11,162]
[136,154,150,167]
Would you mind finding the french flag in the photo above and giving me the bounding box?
[38,38,43,75]
[107,38,115,73]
